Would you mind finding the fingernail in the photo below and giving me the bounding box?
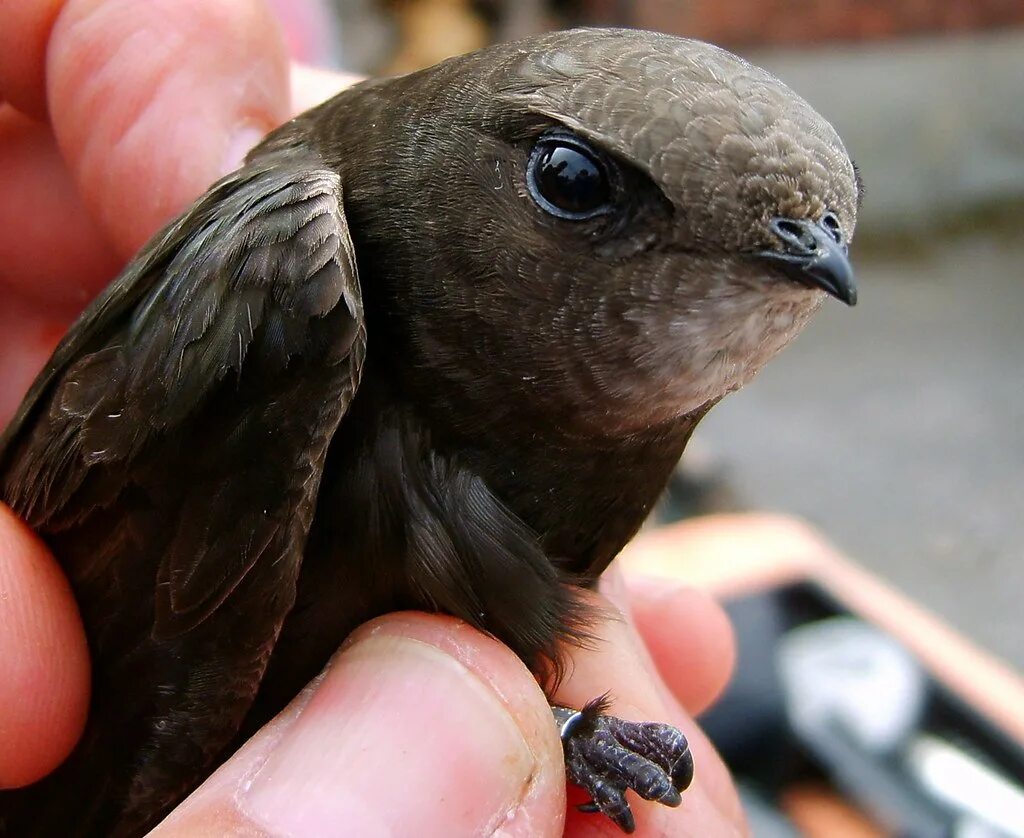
[240,635,537,836]
[222,124,267,174]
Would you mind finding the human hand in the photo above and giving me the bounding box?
[2,498,743,835]
[148,574,744,837]
[0,1,745,833]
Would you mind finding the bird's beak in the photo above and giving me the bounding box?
[755,216,857,306]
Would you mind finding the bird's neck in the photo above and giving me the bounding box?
[451,410,700,577]
[346,363,703,579]
[309,369,703,674]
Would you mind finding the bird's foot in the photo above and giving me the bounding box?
[554,696,694,833]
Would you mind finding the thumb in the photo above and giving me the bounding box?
[151,613,566,837]
[47,0,290,259]
[0,504,90,789]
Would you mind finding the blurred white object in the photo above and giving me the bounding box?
[909,734,1024,838]
[778,617,1024,837]
[778,616,927,753]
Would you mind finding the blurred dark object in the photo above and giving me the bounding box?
[577,0,1024,46]
[334,0,397,73]
[624,517,1024,836]
[474,0,557,41]
[701,584,1024,837]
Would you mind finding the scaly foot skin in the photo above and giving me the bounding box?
[554,697,694,833]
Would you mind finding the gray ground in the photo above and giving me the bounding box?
[693,232,1024,671]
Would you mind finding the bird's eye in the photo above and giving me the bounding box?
[527,133,612,220]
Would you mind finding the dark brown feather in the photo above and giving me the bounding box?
[0,147,365,835]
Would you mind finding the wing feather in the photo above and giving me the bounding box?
[0,148,366,639]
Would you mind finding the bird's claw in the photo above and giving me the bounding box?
[554,697,694,833]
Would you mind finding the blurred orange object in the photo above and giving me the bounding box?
[781,782,886,838]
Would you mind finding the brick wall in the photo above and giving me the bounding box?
[579,0,1024,46]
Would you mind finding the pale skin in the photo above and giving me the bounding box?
[0,1,747,833]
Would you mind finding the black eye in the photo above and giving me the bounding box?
[527,133,612,220]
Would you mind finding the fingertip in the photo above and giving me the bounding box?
[625,577,736,715]
[0,504,89,789]
[47,0,291,257]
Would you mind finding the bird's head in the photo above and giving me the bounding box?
[501,29,860,301]
[328,28,860,436]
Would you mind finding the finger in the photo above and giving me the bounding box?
[556,589,746,837]
[151,612,565,838]
[0,106,122,307]
[0,504,90,789]
[0,0,63,119]
[599,563,736,716]
[0,59,362,311]
[620,571,736,716]
[47,0,290,259]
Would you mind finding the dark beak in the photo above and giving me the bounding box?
[756,215,857,306]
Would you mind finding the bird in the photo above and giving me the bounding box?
[0,27,859,836]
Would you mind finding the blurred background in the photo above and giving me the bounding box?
[280,0,1024,673]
